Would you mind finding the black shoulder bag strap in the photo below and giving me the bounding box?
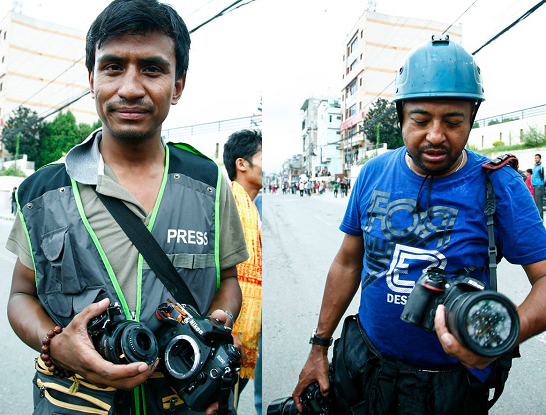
[94,191,199,311]
[481,153,520,409]
[481,153,518,291]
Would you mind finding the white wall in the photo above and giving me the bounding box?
[0,175,25,211]
[468,115,546,150]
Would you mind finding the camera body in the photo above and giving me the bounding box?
[148,301,241,412]
[400,271,486,333]
[88,303,158,365]
[267,372,334,415]
[401,269,519,357]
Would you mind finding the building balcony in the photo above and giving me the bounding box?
[340,112,364,132]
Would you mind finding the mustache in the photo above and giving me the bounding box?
[106,99,155,112]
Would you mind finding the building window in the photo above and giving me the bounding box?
[343,54,345,61]
[3,31,6,40]
[359,102,362,110]
[1,56,4,63]
[360,54,363,60]
[349,80,357,96]
[360,78,362,86]
[329,115,332,122]
[0,82,2,92]
[349,59,357,72]
[337,115,341,120]
[349,36,358,54]
[360,30,363,38]
[349,104,356,117]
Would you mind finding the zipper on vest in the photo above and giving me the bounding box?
[131,311,136,321]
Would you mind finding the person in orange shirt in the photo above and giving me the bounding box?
[223,130,262,407]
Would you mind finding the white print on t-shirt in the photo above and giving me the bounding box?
[167,229,208,245]
[386,244,447,295]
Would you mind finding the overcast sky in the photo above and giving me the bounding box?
[2,0,545,173]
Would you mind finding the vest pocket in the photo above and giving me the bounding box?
[33,374,115,415]
[41,226,84,294]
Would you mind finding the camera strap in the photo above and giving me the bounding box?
[94,190,199,311]
[482,153,518,292]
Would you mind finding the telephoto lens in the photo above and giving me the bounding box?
[445,290,519,357]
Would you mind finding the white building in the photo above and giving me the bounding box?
[300,97,321,177]
[316,98,342,176]
[340,10,462,174]
[0,11,98,156]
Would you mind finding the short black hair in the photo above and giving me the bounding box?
[86,0,190,80]
[536,154,542,159]
[223,130,262,181]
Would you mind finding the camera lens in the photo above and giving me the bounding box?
[267,397,299,415]
[120,323,159,365]
[446,291,519,357]
[164,335,201,380]
[95,320,158,365]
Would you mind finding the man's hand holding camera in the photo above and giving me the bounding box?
[434,304,497,369]
[292,344,330,413]
[50,298,158,390]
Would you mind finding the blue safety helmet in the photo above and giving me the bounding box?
[393,34,485,102]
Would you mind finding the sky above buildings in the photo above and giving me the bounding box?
[1,0,545,173]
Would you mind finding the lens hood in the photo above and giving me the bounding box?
[446,290,519,357]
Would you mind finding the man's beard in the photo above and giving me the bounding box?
[409,144,460,176]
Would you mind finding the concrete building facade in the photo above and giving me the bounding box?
[339,10,462,174]
[316,98,342,176]
[300,97,321,177]
[0,11,98,156]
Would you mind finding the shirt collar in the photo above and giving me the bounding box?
[65,128,103,185]
[65,128,166,185]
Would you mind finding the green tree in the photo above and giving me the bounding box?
[1,106,42,163]
[363,98,403,149]
[78,119,102,139]
[521,125,546,147]
[38,111,88,167]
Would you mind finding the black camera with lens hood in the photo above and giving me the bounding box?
[400,268,519,357]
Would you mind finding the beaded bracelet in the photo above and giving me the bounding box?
[40,326,74,378]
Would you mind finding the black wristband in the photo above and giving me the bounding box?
[309,328,333,347]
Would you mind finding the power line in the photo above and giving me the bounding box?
[190,0,244,33]
[472,0,546,54]
[442,0,480,35]
[1,1,259,143]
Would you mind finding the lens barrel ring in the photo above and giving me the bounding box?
[446,290,519,357]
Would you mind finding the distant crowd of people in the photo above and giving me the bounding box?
[263,177,351,197]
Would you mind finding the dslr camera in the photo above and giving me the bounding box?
[88,302,158,365]
[400,268,519,357]
[89,300,240,412]
[268,373,334,415]
[147,300,241,412]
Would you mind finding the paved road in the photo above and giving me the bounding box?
[263,192,546,415]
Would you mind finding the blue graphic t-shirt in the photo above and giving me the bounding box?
[340,147,546,379]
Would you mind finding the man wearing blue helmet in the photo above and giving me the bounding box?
[292,34,546,414]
